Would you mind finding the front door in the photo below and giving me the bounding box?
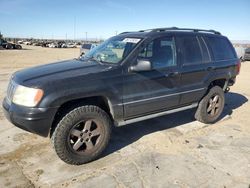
[122,36,181,119]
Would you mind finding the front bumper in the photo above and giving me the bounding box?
[2,97,58,137]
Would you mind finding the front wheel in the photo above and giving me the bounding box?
[195,86,225,124]
[51,105,112,165]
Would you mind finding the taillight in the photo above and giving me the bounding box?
[236,60,241,74]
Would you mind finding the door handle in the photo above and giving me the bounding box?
[207,66,215,71]
[168,72,179,77]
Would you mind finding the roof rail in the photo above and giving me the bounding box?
[119,32,132,35]
[120,27,221,35]
[139,27,221,35]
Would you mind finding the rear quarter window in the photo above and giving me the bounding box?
[205,36,236,61]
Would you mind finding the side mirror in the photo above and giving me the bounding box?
[129,59,152,72]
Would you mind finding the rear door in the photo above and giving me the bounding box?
[176,34,213,105]
[122,35,181,119]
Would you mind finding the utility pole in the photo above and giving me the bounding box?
[74,16,76,41]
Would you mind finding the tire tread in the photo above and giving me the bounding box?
[51,105,111,165]
[195,86,225,124]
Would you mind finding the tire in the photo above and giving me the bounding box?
[51,105,112,165]
[15,45,22,49]
[195,86,225,124]
[6,44,13,49]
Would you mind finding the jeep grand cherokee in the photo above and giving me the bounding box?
[2,27,240,165]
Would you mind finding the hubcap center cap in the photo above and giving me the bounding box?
[80,132,90,140]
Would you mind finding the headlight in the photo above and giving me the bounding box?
[12,85,44,107]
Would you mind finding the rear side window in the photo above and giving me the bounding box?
[176,36,202,65]
[205,36,236,60]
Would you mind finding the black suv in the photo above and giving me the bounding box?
[2,27,240,165]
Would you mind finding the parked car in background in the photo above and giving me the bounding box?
[61,43,67,48]
[18,40,24,44]
[243,48,250,61]
[0,39,22,49]
[80,43,98,57]
[234,46,245,61]
[66,43,77,48]
[48,43,58,48]
[23,41,31,45]
[41,42,49,47]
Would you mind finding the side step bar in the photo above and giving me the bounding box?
[117,103,198,126]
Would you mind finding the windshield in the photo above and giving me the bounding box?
[82,36,141,64]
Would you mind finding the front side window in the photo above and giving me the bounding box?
[82,37,141,64]
[138,36,176,69]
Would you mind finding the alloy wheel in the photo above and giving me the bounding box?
[68,119,103,153]
[207,94,221,116]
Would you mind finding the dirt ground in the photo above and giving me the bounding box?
[0,45,250,188]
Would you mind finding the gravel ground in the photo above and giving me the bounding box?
[0,45,249,188]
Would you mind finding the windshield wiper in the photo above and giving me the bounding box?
[84,56,106,65]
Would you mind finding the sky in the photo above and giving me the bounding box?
[0,0,250,40]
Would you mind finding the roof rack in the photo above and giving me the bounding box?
[119,31,132,35]
[139,27,221,35]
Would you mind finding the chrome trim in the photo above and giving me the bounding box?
[117,103,198,126]
[123,88,205,105]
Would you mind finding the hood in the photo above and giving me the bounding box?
[13,59,112,85]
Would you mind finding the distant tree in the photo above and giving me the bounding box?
[0,31,2,39]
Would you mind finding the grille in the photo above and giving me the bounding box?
[7,80,16,102]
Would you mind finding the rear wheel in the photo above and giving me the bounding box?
[51,105,112,165]
[195,86,225,124]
